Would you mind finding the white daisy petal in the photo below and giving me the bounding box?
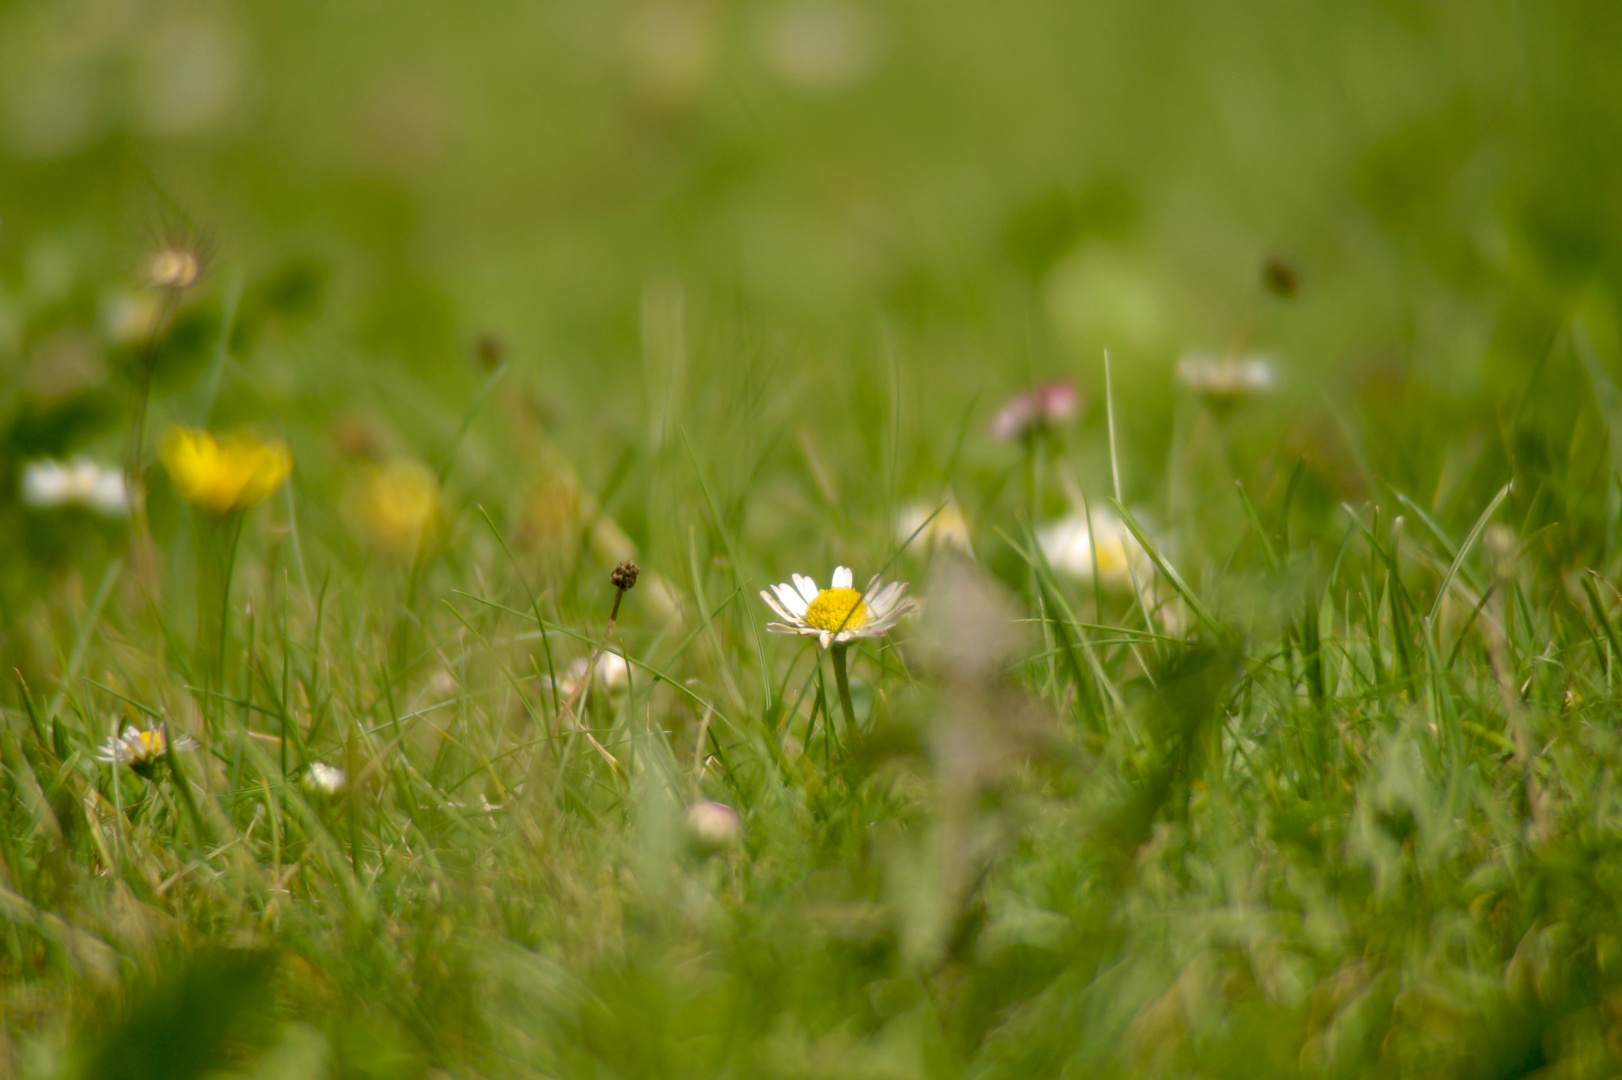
[793,574,820,604]
[832,566,853,589]
[773,582,809,616]
[760,591,795,622]
[869,581,902,614]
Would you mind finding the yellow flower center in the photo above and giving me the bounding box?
[132,730,164,759]
[803,587,869,632]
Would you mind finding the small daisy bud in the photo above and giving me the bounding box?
[686,800,742,847]
[611,561,640,592]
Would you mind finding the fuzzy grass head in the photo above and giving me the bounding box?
[161,426,292,515]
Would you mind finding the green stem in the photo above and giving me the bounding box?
[196,511,245,730]
[831,643,858,738]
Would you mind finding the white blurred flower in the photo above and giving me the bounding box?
[146,246,202,290]
[1176,353,1276,403]
[626,0,718,106]
[101,290,165,346]
[897,495,973,556]
[686,800,742,847]
[546,651,632,697]
[133,16,243,137]
[303,762,347,797]
[21,458,130,516]
[757,0,881,95]
[1037,506,1151,590]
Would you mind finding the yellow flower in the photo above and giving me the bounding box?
[353,458,439,557]
[161,426,291,514]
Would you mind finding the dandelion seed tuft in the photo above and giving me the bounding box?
[147,247,202,290]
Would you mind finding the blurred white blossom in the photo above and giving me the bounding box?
[1176,352,1276,403]
[303,762,348,797]
[686,800,742,847]
[1037,506,1150,590]
[757,0,881,95]
[22,458,129,516]
[898,494,974,556]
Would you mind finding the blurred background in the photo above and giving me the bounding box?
[1,0,1620,619]
[4,0,1618,432]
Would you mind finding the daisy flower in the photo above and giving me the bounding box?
[1175,353,1276,405]
[760,566,915,649]
[989,379,1080,442]
[897,494,973,556]
[303,762,348,797]
[544,650,631,697]
[21,458,131,516]
[1037,506,1151,590]
[97,725,198,780]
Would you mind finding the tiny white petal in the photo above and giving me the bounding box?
[793,574,820,604]
[772,582,809,616]
[760,590,793,621]
[832,566,853,589]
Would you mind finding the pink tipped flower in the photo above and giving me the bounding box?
[990,379,1080,441]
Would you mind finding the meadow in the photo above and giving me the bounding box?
[3,0,1622,1076]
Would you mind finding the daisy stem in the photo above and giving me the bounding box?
[830,643,857,737]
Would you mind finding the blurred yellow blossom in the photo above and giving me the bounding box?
[353,458,439,557]
[160,426,291,514]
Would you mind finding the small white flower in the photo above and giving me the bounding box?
[97,725,197,779]
[1037,507,1151,590]
[545,650,632,697]
[1176,353,1276,402]
[686,800,742,847]
[595,650,630,692]
[21,458,131,516]
[760,565,915,648]
[303,762,347,797]
[897,495,973,556]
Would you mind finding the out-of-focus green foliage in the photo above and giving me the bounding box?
[3,0,1622,1077]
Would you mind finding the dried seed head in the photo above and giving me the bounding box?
[474,332,506,370]
[611,560,640,591]
[1262,256,1298,298]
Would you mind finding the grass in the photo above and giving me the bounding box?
[4,0,1622,1076]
